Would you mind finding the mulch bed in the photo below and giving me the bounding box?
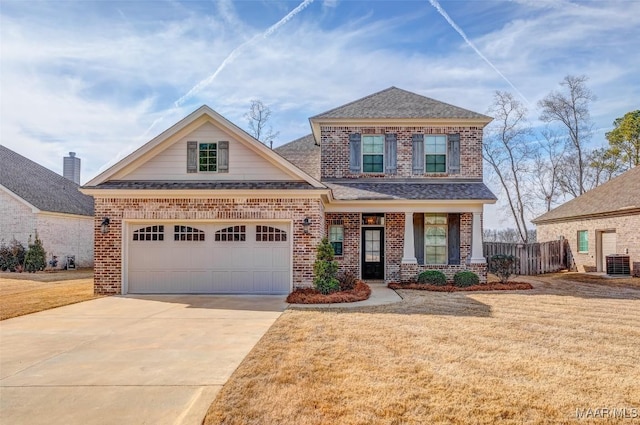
[286,280,371,304]
[388,281,533,292]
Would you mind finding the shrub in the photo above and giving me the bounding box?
[417,270,447,286]
[313,237,339,295]
[488,254,517,284]
[0,238,26,272]
[337,270,358,291]
[24,234,46,273]
[453,270,480,288]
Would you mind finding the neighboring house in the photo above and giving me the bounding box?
[533,166,640,274]
[82,87,496,295]
[0,145,95,267]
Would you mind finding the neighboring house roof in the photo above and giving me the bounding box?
[311,87,491,120]
[274,134,320,180]
[532,166,640,224]
[0,145,94,216]
[325,180,497,201]
[89,181,319,190]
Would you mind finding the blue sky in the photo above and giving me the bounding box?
[1,0,639,227]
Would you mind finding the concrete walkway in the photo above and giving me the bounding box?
[289,283,403,309]
[0,295,286,425]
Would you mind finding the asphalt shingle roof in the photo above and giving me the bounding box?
[274,134,320,180]
[0,145,94,216]
[89,181,319,190]
[325,180,497,201]
[311,87,491,120]
[532,166,640,223]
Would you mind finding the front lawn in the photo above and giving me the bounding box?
[204,275,640,424]
[0,269,99,320]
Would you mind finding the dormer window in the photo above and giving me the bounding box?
[186,140,229,174]
[362,135,384,173]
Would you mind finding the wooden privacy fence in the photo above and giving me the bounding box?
[483,239,573,275]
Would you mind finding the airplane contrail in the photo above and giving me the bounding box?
[141,0,315,139]
[428,0,530,105]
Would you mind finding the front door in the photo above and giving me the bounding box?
[362,228,384,280]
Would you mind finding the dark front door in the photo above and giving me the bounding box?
[362,227,384,280]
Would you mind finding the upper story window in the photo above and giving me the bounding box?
[362,135,384,173]
[199,143,217,172]
[425,135,447,173]
[187,141,228,174]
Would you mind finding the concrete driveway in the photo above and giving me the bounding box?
[0,295,286,425]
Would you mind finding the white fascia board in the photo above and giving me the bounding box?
[37,211,94,220]
[0,184,40,213]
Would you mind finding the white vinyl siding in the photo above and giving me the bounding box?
[121,122,295,181]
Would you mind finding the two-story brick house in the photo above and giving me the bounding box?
[83,87,496,295]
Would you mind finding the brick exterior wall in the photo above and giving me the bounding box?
[325,211,486,284]
[94,197,324,295]
[536,213,640,274]
[320,125,484,180]
[0,189,93,268]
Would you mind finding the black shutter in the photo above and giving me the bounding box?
[412,134,424,174]
[385,133,397,174]
[218,141,229,173]
[448,133,460,174]
[349,133,362,173]
[413,213,424,265]
[187,141,198,173]
[448,213,460,265]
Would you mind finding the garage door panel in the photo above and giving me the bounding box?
[128,222,290,294]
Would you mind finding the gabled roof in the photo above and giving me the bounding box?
[0,145,94,216]
[311,87,491,120]
[274,134,320,180]
[85,105,324,189]
[532,166,640,224]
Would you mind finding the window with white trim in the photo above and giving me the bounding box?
[577,230,588,253]
[174,225,205,241]
[199,143,217,172]
[133,225,164,241]
[425,214,447,264]
[425,135,447,173]
[362,135,384,173]
[329,225,344,256]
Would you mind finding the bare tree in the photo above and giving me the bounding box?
[245,99,280,149]
[538,75,595,196]
[533,130,565,212]
[483,91,534,243]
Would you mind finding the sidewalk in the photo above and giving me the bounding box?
[288,283,403,309]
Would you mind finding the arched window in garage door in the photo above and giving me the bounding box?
[256,225,287,242]
[174,225,205,241]
[132,225,164,241]
[215,225,246,242]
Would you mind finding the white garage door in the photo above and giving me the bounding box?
[127,222,290,294]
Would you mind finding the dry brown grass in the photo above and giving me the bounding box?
[0,270,99,320]
[204,275,640,425]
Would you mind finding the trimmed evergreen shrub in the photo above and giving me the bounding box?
[313,237,339,295]
[337,270,358,291]
[24,234,47,273]
[453,270,480,288]
[417,270,447,286]
[488,254,517,284]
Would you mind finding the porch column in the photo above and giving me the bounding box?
[469,211,486,263]
[402,212,417,264]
